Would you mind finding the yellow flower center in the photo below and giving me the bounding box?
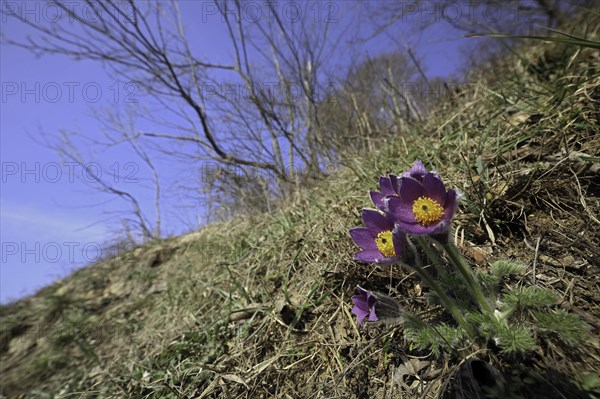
[375,230,396,257]
[412,196,444,226]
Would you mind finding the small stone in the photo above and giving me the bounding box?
[560,255,575,266]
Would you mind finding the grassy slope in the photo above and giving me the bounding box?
[2,25,599,399]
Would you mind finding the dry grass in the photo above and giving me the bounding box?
[1,19,599,399]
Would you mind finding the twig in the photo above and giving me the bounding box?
[533,236,542,285]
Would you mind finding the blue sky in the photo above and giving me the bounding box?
[1,45,114,300]
[0,1,477,303]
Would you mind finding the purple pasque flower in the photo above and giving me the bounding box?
[386,172,459,235]
[370,174,400,211]
[402,160,428,181]
[349,209,406,265]
[351,286,378,324]
[370,162,433,210]
[351,286,404,325]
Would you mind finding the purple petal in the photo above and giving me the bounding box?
[352,287,379,324]
[379,176,396,196]
[395,220,436,235]
[353,287,373,310]
[386,196,417,223]
[356,285,370,297]
[369,191,386,210]
[430,219,451,235]
[443,189,459,221]
[362,209,393,236]
[403,160,428,180]
[352,305,368,325]
[399,177,426,204]
[392,229,406,257]
[422,173,447,205]
[374,255,399,266]
[349,228,377,251]
[354,250,385,263]
[389,174,399,193]
[368,309,378,322]
[351,294,368,310]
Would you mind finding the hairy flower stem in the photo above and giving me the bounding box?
[403,262,474,338]
[414,236,447,278]
[441,242,493,315]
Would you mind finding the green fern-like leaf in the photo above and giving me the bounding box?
[403,312,429,330]
[434,324,464,347]
[465,310,504,341]
[479,260,527,300]
[404,316,438,354]
[476,271,500,298]
[491,260,527,279]
[406,326,439,354]
[534,309,591,346]
[403,314,462,356]
[495,325,537,354]
[465,310,488,325]
[502,286,556,309]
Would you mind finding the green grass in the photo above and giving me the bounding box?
[1,20,599,399]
